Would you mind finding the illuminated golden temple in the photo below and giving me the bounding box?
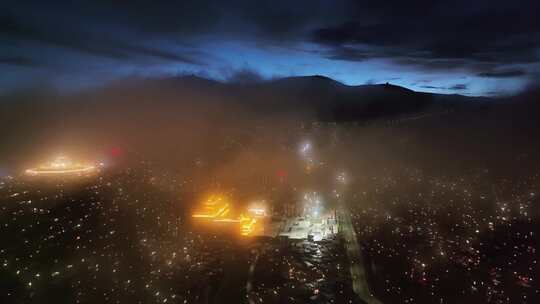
[192,195,265,236]
[191,195,231,219]
[25,156,96,176]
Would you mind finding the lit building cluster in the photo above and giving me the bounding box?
[346,168,539,303]
[247,238,358,303]
[1,124,539,304]
[0,165,266,303]
[191,195,266,236]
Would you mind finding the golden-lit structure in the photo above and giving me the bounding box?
[25,156,96,176]
[239,214,257,236]
[191,195,231,219]
[192,195,267,236]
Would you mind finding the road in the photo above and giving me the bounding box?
[339,205,382,304]
[211,247,250,304]
[246,248,260,304]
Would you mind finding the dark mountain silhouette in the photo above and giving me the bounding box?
[248,75,489,121]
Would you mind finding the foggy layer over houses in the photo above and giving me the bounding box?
[1,75,539,182]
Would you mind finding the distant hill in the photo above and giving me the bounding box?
[92,74,490,122]
[252,75,491,121]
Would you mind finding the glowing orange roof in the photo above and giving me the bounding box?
[191,195,261,236]
[192,195,230,219]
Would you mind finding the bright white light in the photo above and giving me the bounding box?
[303,192,324,219]
[301,143,311,153]
[336,171,347,184]
[299,140,313,157]
[248,200,267,217]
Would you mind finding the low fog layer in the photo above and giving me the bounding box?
[1,75,539,181]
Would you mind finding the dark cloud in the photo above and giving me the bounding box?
[0,0,539,93]
[226,68,266,84]
[4,1,540,69]
[0,0,331,46]
[449,84,468,90]
[395,58,488,71]
[420,84,468,91]
[420,85,441,90]
[0,11,203,65]
[312,0,540,76]
[364,79,378,85]
[0,56,43,67]
[323,46,373,62]
[477,69,527,78]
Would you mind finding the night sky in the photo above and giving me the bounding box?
[2,0,540,96]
